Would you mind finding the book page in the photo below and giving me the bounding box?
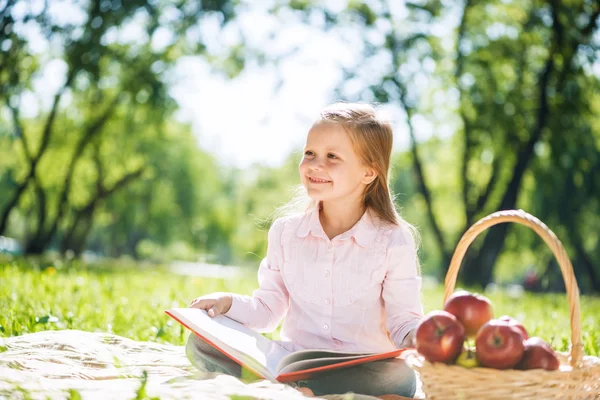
[277,353,378,375]
[166,308,290,379]
[276,349,374,373]
[275,348,405,383]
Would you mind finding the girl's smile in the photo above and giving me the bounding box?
[308,176,332,184]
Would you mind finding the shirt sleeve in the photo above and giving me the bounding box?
[383,225,424,348]
[224,218,290,333]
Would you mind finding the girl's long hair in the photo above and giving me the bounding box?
[272,102,420,252]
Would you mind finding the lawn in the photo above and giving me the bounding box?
[1,258,598,356]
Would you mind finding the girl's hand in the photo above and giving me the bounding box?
[189,292,233,317]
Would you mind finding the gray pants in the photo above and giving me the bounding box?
[185,334,417,398]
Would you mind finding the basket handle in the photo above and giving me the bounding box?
[442,209,583,368]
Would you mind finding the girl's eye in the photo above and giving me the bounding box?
[327,153,338,159]
[304,151,314,156]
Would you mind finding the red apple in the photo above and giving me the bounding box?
[498,315,529,339]
[415,310,466,364]
[517,337,559,371]
[475,319,525,369]
[444,290,494,337]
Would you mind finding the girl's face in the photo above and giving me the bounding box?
[299,121,375,205]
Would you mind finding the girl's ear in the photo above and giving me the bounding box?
[361,166,377,185]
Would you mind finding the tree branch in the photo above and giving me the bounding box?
[460,2,562,286]
[61,166,146,255]
[469,10,535,222]
[37,67,77,160]
[455,0,475,225]
[6,99,32,161]
[98,167,146,200]
[92,143,104,195]
[0,70,76,235]
[474,154,501,213]
[495,0,560,212]
[43,92,122,245]
[398,88,448,263]
[32,174,47,243]
[380,5,451,270]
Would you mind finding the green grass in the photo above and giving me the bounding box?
[0,259,598,356]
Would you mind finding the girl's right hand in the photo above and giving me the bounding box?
[189,292,233,317]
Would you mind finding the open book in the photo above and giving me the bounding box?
[166,307,408,383]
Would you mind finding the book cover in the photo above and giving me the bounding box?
[166,308,408,383]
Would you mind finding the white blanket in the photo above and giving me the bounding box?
[0,330,312,399]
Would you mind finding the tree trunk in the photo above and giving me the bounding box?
[60,166,145,256]
[61,207,88,255]
[458,2,599,288]
[572,240,600,293]
[0,69,76,236]
[444,9,537,282]
[459,42,556,287]
[63,210,94,257]
[70,216,94,257]
[0,178,28,235]
[407,106,451,272]
[24,236,47,255]
[24,177,49,254]
[32,95,122,253]
[455,0,476,227]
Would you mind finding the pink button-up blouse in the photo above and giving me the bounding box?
[225,206,424,353]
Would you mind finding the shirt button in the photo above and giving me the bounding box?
[324,270,330,277]
[325,298,330,305]
[323,324,329,330]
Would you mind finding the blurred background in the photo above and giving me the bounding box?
[0,0,598,293]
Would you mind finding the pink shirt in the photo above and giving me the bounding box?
[226,206,424,353]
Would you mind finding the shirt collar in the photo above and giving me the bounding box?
[296,204,379,248]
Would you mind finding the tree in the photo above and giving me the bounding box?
[449,0,599,287]
[0,0,238,254]
[85,120,226,261]
[274,0,600,289]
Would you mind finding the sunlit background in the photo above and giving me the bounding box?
[1,0,599,293]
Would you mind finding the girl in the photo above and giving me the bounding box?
[188,102,423,399]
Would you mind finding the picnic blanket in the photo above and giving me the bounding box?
[0,330,425,399]
[0,330,313,399]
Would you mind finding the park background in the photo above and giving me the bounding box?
[2,0,599,290]
[0,0,599,397]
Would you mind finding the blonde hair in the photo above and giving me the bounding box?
[272,102,420,250]
[321,102,400,225]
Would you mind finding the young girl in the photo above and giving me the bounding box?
[188,102,423,398]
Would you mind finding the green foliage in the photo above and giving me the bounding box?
[86,120,228,262]
[347,1,377,26]
[289,0,312,11]
[285,0,600,289]
[0,0,242,258]
[1,260,599,357]
[228,152,303,264]
[1,0,599,294]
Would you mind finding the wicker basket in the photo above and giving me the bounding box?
[406,209,600,399]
